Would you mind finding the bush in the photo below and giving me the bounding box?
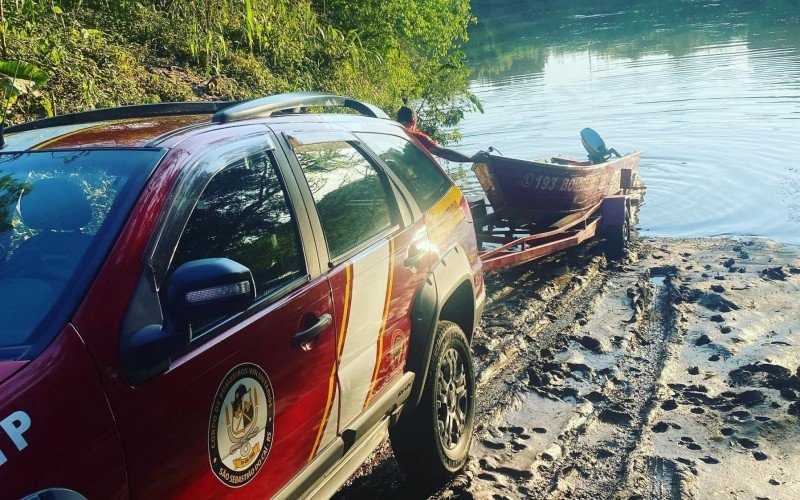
[1,0,478,140]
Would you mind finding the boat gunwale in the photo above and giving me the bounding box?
[482,150,642,175]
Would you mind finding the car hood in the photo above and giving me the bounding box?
[0,360,28,385]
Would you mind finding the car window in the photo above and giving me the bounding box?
[169,152,304,301]
[294,141,393,259]
[357,133,452,212]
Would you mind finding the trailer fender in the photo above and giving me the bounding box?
[404,245,475,413]
[601,195,628,227]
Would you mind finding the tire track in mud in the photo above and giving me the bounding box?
[449,263,683,500]
[619,268,697,500]
[550,269,681,499]
[528,268,681,499]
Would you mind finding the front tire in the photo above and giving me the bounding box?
[390,321,476,483]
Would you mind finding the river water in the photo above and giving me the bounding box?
[454,0,800,244]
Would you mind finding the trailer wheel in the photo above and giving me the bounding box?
[605,205,631,260]
[390,321,476,484]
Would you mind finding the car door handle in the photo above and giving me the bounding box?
[292,313,332,348]
[404,247,425,269]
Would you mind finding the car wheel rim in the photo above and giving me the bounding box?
[436,347,468,451]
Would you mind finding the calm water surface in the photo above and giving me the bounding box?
[455,0,800,244]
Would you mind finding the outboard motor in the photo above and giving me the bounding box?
[581,128,621,164]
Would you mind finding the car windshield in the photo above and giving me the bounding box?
[0,148,164,361]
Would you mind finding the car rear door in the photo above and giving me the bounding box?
[103,134,338,497]
[279,129,432,442]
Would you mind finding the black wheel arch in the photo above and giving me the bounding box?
[404,245,477,413]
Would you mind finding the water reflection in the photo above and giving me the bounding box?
[457,0,800,243]
[468,0,800,78]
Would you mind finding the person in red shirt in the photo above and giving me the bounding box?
[397,106,479,163]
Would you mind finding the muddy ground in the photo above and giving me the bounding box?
[334,236,800,500]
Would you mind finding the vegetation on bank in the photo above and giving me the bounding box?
[1,0,478,142]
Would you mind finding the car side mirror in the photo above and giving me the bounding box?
[162,258,257,334]
[122,258,256,384]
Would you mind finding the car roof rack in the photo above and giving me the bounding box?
[4,101,237,134]
[212,92,389,123]
[3,92,388,137]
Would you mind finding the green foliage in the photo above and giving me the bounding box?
[0,61,46,97]
[310,0,481,142]
[1,0,479,141]
[0,60,48,123]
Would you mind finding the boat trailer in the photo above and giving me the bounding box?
[470,169,640,273]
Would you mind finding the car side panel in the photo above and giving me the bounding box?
[424,185,484,306]
[327,240,392,433]
[363,219,430,402]
[400,185,486,413]
[403,244,476,413]
[0,325,127,499]
[425,187,478,264]
[123,278,336,498]
[313,222,430,446]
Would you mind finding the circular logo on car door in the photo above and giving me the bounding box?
[209,363,275,487]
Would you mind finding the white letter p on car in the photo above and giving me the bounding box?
[1,410,31,451]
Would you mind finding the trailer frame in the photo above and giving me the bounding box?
[472,168,638,273]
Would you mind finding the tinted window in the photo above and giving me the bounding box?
[358,133,452,211]
[0,149,163,361]
[294,142,393,259]
[170,152,304,299]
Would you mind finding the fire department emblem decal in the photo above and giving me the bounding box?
[209,363,275,487]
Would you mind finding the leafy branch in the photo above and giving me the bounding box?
[0,60,48,125]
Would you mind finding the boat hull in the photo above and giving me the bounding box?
[473,152,641,227]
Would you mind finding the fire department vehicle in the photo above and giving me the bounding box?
[0,93,484,498]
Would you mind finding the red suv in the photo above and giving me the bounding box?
[0,93,484,499]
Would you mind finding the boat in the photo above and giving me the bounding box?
[471,129,641,229]
[468,129,643,270]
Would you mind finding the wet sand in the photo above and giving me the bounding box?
[335,236,800,500]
